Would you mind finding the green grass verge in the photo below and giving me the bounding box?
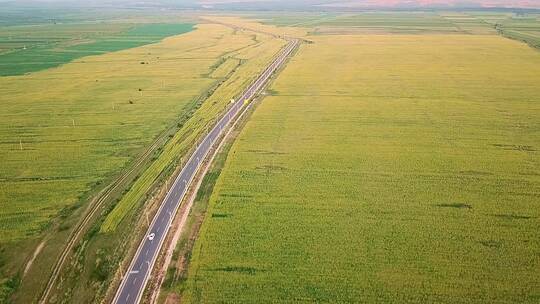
[159,140,234,303]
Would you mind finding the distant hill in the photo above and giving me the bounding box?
[198,0,540,10]
[313,0,540,9]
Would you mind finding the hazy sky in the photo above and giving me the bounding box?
[1,0,539,9]
[314,0,540,9]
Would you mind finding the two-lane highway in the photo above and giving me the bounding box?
[113,39,298,304]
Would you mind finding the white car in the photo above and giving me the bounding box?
[148,233,155,241]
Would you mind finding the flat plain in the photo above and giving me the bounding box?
[253,11,540,45]
[2,8,540,304]
[181,32,540,302]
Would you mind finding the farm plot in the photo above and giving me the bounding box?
[253,11,540,40]
[254,12,467,34]
[182,34,540,303]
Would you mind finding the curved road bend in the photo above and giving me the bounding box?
[113,39,298,304]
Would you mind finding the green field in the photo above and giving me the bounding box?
[252,11,540,40]
[0,23,194,76]
[254,11,466,33]
[179,31,540,302]
[494,15,540,48]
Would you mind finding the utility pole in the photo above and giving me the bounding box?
[72,119,75,127]
[19,139,23,150]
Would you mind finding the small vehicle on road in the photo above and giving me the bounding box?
[147,233,155,241]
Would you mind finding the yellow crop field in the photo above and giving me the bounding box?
[182,34,540,302]
[0,21,286,303]
[41,23,286,304]
[0,23,245,241]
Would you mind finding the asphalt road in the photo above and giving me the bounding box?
[112,39,298,304]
